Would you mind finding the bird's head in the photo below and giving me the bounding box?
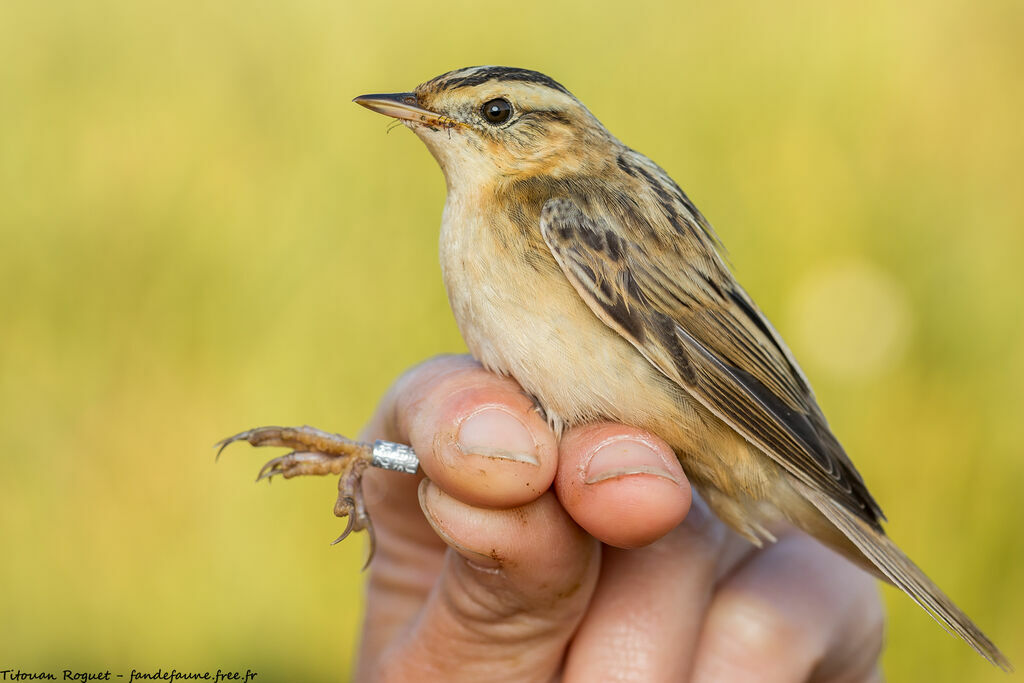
[354,67,616,191]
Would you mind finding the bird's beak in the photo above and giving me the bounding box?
[353,92,461,128]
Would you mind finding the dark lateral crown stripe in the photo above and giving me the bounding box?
[442,67,571,96]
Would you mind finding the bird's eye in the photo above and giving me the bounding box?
[481,98,513,125]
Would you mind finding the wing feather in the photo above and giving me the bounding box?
[539,194,884,526]
[532,153,1007,668]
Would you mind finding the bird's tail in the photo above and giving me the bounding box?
[796,482,1012,671]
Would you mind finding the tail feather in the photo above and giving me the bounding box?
[797,482,1012,671]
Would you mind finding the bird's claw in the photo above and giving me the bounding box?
[332,468,376,569]
[217,424,377,564]
[254,450,350,482]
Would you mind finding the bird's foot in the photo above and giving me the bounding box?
[216,425,379,565]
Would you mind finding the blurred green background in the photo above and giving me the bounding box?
[1,0,1021,679]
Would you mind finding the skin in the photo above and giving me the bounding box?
[355,355,884,682]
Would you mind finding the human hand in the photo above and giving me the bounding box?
[355,355,885,682]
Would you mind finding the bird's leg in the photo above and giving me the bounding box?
[523,391,549,423]
[216,425,384,565]
[217,425,374,480]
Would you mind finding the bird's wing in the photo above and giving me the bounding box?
[538,179,1010,670]
[539,195,884,527]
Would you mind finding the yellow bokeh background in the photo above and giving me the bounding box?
[1,0,1022,680]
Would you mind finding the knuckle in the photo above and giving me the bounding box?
[446,566,529,625]
[441,553,592,644]
[717,596,810,661]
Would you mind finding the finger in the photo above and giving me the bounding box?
[392,355,558,509]
[563,494,753,681]
[690,532,885,683]
[358,355,559,664]
[361,353,557,558]
[555,422,691,548]
[356,358,461,667]
[364,482,601,682]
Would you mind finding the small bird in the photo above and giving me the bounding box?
[219,66,1008,668]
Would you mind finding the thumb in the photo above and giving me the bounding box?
[361,482,600,682]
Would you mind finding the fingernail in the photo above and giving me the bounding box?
[584,436,681,484]
[457,407,539,466]
[418,480,503,570]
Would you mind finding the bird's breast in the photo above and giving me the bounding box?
[436,188,786,541]
[437,191,670,431]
